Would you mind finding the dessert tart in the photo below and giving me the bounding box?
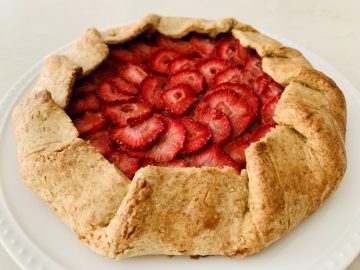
[12,14,346,259]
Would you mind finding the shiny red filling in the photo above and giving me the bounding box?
[67,33,284,179]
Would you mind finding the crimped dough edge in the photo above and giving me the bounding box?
[12,14,346,259]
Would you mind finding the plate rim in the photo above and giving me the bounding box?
[0,33,360,270]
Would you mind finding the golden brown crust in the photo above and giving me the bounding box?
[20,139,130,237]
[12,14,346,259]
[12,90,79,161]
[232,30,282,56]
[101,14,161,45]
[103,167,257,258]
[65,28,109,76]
[32,55,81,108]
[101,14,256,44]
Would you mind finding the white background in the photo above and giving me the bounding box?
[0,0,359,269]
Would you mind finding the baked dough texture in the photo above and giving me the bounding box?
[12,14,346,259]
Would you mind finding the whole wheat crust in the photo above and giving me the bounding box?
[12,14,346,259]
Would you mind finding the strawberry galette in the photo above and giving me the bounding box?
[13,15,346,259]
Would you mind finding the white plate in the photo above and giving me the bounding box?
[1,34,360,270]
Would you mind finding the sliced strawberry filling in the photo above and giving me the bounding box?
[194,108,232,145]
[110,114,165,150]
[206,82,259,113]
[73,112,106,136]
[140,76,167,110]
[122,63,148,86]
[108,150,140,179]
[88,130,113,157]
[128,117,186,162]
[149,49,181,74]
[195,90,255,137]
[68,33,284,179]
[103,103,152,127]
[129,40,157,60]
[161,84,197,115]
[180,117,212,155]
[68,93,100,115]
[186,144,241,172]
[169,58,199,74]
[156,34,196,55]
[216,35,248,66]
[98,79,136,103]
[167,70,205,93]
[197,59,231,86]
[190,35,215,58]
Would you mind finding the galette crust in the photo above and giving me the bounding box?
[12,91,79,161]
[32,55,81,108]
[65,28,109,76]
[12,14,346,259]
[101,14,256,44]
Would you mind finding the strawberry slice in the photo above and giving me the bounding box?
[169,58,199,74]
[156,34,195,55]
[254,74,284,103]
[149,48,181,74]
[108,150,140,179]
[248,123,276,141]
[180,117,212,154]
[244,53,263,76]
[167,70,205,93]
[98,80,136,103]
[128,117,186,162]
[67,93,100,115]
[216,35,248,66]
[129,40,157,59]
[107,76,138,95]
[122,63,148,86]
[110,114,166,150]
[214,67,254,87]
[194,108,232,145]
[186,144,240,171]
[207,82,259,114]
[195,90,255,137]
[253,73,269,96]
[140,76,167,110]
[223,140,250,167]
[161,84,197,115]
[103,102,152,127]
[74,112,107,136]
[88,130,113,157]
[89,64,117,86]
[190,35,215,58]
[261,94,281,125]
[197,59,231,86]
[110,47,139,63]
[261,77,284,102]
[223,125,275,168]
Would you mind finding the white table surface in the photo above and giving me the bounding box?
[0,0,359,269]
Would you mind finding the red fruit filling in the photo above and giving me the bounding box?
[168,70,205,93]
[180,117,212,155]
[161,84,197,115]
[88,130,113,157]
[110,114,166,150]
[67,33,284,179]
